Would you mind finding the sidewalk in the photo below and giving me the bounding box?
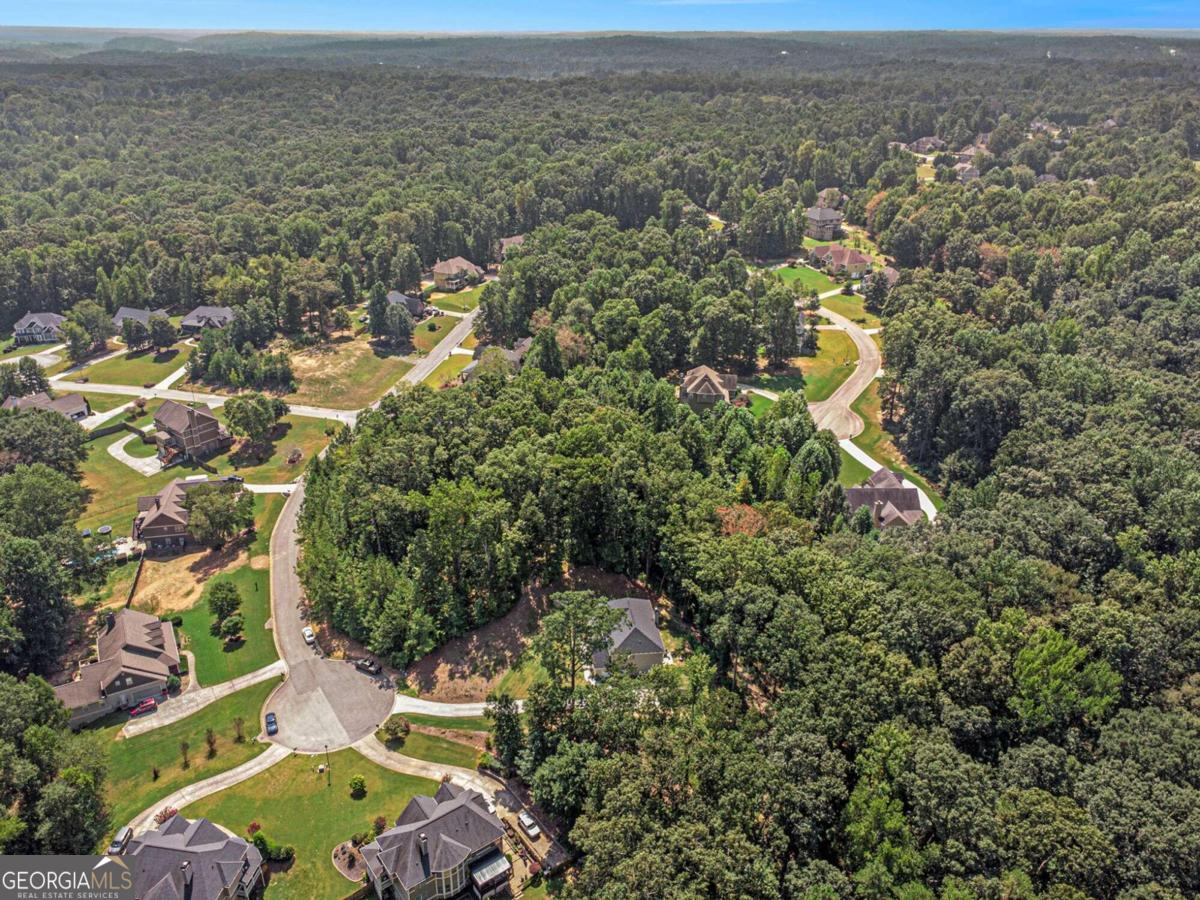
[127,742,291,834]
[122,659,286,738]
[353,734,496,799]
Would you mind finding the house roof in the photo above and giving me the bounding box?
[181,306,235,329]
[499,235,525,253]
[593,596,665,669]
[0,391,89,419]
[386,291,425,316]
[134,475,239,538]
[810,244,872,270]
[14,311,65,332]
[53,609,180,710]
[805,206,843,223]
[681,365,738,403]
[126,814,262,900]
[845,469,925,528]
[361,783,504,892]
[155,399,219,436]
[432,256,482,277]
[113,306,168,328]
[472,337,532,368]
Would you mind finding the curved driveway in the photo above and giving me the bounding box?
[806,292,882,441]
[264,483,396,752]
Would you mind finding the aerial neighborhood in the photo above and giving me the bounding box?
[0,25,1191,900]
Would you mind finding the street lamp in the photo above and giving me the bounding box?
[325,744,331,787]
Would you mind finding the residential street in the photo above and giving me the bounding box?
[805,289,881,441]
[395,307,480,389]
[264,484,396,752]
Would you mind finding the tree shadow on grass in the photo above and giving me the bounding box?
[228,421,294,470]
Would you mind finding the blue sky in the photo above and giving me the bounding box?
[5,0,1200,33]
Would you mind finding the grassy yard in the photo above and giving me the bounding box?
[776,265,839,295]
[207,416,332,484]
[749,329,858,403]
[381,731,479,769]
[399,713,491,733]
[850,381,943,509]
[821,292,882,330]
[171,494,284,684]
[77,392,133,414]
[747,393,776,417]
[189,748,438,900]
[838,448,875,487]
[429,284,484,313]
[423,355,471,388]
[85,676,282,840]
[77,343,192,387]
[285,335,413,409]
[461,332,479,350]
[0,341,51,362]
[495,652,546,700]
[412,315,455,354]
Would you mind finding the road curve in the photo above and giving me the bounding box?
[263,484,396,753]
[805,292,881,441]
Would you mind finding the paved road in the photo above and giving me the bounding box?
[122,662,285,738]
[395,308,480,390]
[806,290,882,441]
[264,484,396,752]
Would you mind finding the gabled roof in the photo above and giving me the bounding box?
[181,306,235,329]
[126,814,262,900]
[593,597,665,669]
[53,609,180,710]
[681,365,738,403]
[811,244,872,270]
[845,469,925,528]
[155,399,219,436]
[386,291,425,317]
[14,311,65,331]
[0,391,89,419]
[113,306,168,328]
[432,256,482,276]
[361,784,503,892]
[805,206,843,223]
[499,234,525,253]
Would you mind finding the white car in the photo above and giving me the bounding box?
[517,811,541,840]
[302,626,316,645]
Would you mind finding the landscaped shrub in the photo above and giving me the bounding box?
[247,821,261,836]
[379,715,410,745]
[349,774,367,798]
[251,830,294,862]
[154,806,178,825]
[166,674,181,692]
[373,815,387,836]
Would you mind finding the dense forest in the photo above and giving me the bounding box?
[2,31,1200,896]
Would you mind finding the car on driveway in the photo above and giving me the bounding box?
[354,658,381,675]
[107,825,133,856]
[265,712,278,736]
[517,810,541,840]
[129,698,157,717]
[302,626,315,645]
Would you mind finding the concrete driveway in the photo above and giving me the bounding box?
[264,484,395,752]
[805,290,882,440]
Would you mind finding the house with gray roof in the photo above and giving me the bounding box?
[361,781,511,900]
[153,400,230,463]
[123,814,263,900]
[845,468,925,529]
[432,257,483,292]
[181,306,235,334]
[679,365,738,411]
[12,312,65,345]
[1,391,90,422]
[133,475,243,551]
[804,206,844,241]
[387,291,427,320]
[53,609,180,726]
[113,306,169,331]
[593,597,666,675]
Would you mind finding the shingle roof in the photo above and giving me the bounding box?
[0,391,89,419]
[14,311,65,332]
[593,597,666,669]
[386,291,425,318]
[432,256,482,276]
[53,609,180,710]
[681,365,738,403]
[126,815,262,900]
[361,784,503,893]
[499,235,525,253]
[180,306,235,329]
[845,469,925,528]
[154,399,219,436]
[806,206,843,223]
[113,306,169,328]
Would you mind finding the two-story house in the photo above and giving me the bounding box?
[153,399,231,463]
[805,206,844,241]
[123,814,265,900]
[53,609,181,726]
[12,312,65,345]
[432,257,483,292]
[133,476,243,551]
[1,391,90,421]
[361,782,511,900]
[679,365,739,411]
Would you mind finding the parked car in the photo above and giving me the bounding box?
[302,626,316,645]
[354,658,381,675]
[265,712,278,736]
[107,826,133,856]
[227,475,244,483]
[129,697,157,717]
[517,810,541,840]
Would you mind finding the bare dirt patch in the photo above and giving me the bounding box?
[403,565,654,702]
[132,541,250,614]
[410,724,489,751]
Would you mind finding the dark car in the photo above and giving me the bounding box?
[354,658,381,675]
[265,712,278,736]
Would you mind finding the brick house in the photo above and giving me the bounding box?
[153,399,231,463]
[133,476,243,551]
[679,365,739,411]
[805,206,844,241]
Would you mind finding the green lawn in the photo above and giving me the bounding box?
[776,265,839,296]
[838,448,874,487]
[77,343,192,387]
[189,748,438,900]
[850,381,943,509]
[206,416,332,484]
[125,437,159,458]
[821,292,882,330]
[85,676,282,841]
[495,652,546,700]
[429,284,484,313]
[412,315,455,354]
[170,494,284,684]
[77,392,133,414]
[285,336,412,409]
[522,876,565,900]
[0,341,51,362]
[422,355,471,388]
[748,329,858,403]
[399,713,490,733]
[380,731,479,770]
[747,393,776,417]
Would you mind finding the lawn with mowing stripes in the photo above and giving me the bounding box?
[381,731,480,770]
[189,748,438,900]
[400,713,491,733]
[77,343,192,387]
